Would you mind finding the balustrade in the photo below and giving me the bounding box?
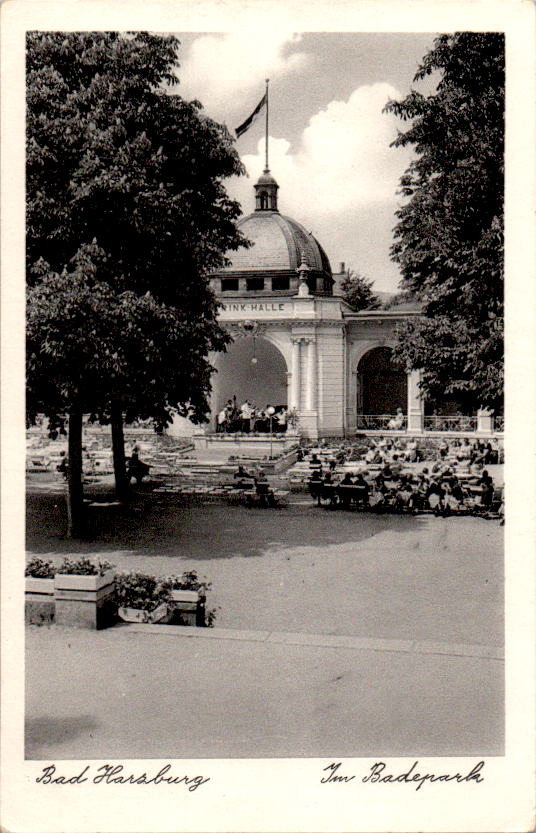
[423,415,477,432]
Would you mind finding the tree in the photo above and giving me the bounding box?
[26,33,247,532]
[340,269,380,311]
[384,33,504,413]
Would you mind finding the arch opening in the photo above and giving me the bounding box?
[211,337,288,429]
[357,346,407,415]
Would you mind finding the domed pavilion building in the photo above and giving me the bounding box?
[179,167,426,444]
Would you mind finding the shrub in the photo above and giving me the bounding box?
[161,570,211,597]
[56,557,115,576]
[25,557,56,578]
[115,571,170,611]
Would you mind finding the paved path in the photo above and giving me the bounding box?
[25,480,504,760]
[26,623,503,760]
[27,499,503,645]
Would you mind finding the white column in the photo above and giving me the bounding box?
[290,339,301,410]
[305,338,316,410]
[407,369,424,432]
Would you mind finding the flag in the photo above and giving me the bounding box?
[235,93,267,138]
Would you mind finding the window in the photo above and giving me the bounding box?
[246,277,264,291]
[271,277,290,291]
[221,278,239,291]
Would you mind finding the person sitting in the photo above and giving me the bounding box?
[438,438,449,459]
[396,475,415,511]
[479,470,494,509]
[456,438,472,461]
[309,454,322,470]
[56,452,69,480]
[308,469,324,503]
[497,484,505,525]
[483,442,497,465]
[353,473,370,507]
[427,477,444,515]
[443,475,465,514]
[127,448,150,485]
[414,469,430,510]
[404,438,418,462]
[254,473,275,507]
[337,472,355,509]
[233,465,254,488]
[388,407,405,430]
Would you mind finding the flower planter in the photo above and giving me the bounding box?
[169,589,205,627]
[25,577,55,625]
[118,603,169,624]
[54,570,116,630]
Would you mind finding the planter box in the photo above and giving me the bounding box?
[25,577,55,625]
[118,603,170,624]
[26,577,55,596]
[170,589,200,606]
[169,589,205,627]
[54,570,116,630]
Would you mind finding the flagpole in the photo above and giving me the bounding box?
[265,78,269,171]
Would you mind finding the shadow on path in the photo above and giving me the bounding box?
[25,715,99,759]
[26,489,427,560]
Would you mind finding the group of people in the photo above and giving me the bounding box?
[217,397,288,434]
[232,465,278,507]
[438,437,499,465]
[309,463,498,516]
[363,437,421,465]
[57,446,150,485]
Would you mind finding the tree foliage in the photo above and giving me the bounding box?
[27,244,228,432]
[384,32,504,412]
[26,32,249,531]
[27,32,248,429]
[340,269,380,312]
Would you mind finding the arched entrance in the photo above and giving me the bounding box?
[212,337,288,423]
[357,347,407,415]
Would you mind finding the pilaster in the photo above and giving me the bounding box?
[407,369,424,433]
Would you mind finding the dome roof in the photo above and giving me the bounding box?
[222,211,332,275]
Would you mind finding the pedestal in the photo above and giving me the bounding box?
[477,409,494,434]
[54,571,117,630]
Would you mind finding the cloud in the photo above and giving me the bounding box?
[225,83,413,291]
[177,31,308,122]
[232,83,411,210]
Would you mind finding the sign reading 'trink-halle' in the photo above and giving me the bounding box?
[219,301,291,319]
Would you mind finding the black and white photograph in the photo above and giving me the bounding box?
[1,1,535,831]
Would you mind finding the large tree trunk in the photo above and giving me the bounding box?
[111,401,129,501]
[67,407,85,538]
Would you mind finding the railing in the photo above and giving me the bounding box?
[423,416,477,432]
[355,415,407,431]
[494,416,504,432]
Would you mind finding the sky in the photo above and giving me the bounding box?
[174,32,438,294]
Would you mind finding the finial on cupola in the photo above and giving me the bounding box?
[297,251,311,296]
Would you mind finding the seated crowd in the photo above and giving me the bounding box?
[217,396,288,434]
[304,436,502,518]
[231,464,278,507]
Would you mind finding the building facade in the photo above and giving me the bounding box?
[173,168,426,440]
